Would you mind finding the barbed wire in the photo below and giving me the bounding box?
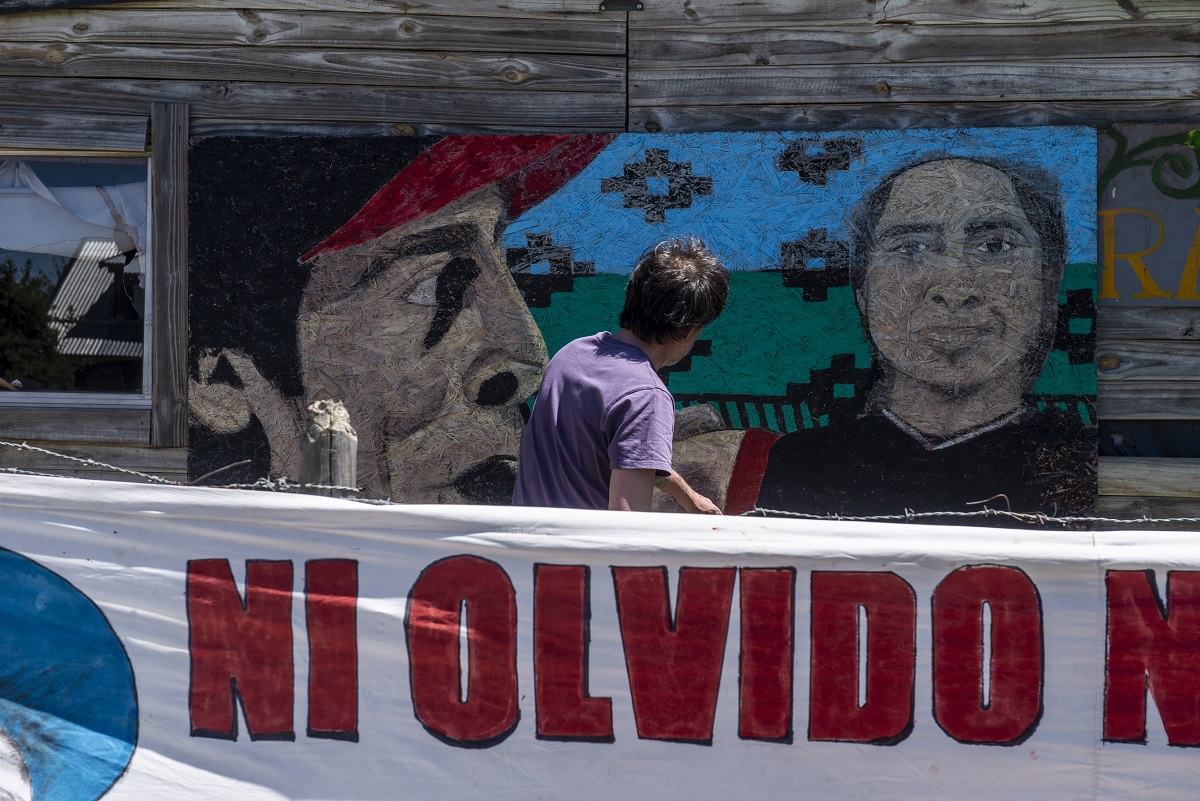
[746,506,1200,527]
[3,439,1200,527]
[0,440,177,484]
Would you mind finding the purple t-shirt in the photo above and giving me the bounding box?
[513,332,675,510]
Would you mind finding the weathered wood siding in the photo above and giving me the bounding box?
[1,0,1198,519]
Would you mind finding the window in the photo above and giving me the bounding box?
[0,154,151,404]
[0,104,187,448]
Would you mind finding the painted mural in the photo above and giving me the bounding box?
[188,129,1097,518]
[1098,124,1200,304]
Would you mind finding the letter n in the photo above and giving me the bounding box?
[809,571,915,744]
[188,559,295,740]
[1105,570,1200,745]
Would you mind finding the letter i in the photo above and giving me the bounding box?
[306,559,359,740]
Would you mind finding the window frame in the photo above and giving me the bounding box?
[0,103,188,447]
[0,148,154,409]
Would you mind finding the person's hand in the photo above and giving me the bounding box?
[659,470,723,515]
[686,491,722,515]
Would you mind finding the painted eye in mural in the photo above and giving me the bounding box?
[889,235,940,257]
[974,237,1015,254]
[406,274,439,306]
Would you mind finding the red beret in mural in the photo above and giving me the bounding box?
[301,134,616,262]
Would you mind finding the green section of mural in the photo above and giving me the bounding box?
[530,265,1096,429]
[530,273,871,396]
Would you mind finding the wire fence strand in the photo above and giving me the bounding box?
[3,439,1199,527]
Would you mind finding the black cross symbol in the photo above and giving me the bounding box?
[600,149,713,223]
[505,232,595,276]
[777,137,864,186]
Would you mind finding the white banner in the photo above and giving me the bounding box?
[0,474,1196,801]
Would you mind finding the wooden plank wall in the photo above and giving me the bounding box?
[1,0,1199,522]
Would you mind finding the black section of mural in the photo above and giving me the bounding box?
[506,233,595,308]
[1054,288,1096,366]
[658,339,713,382]
[188,413,273,486]
[189,136,433,481]
[600,149,713,224]
[675,354,876,432]
[513,274,578,309]
[208,352,244,389]
[779,231,851,302]
[776,137,864,186]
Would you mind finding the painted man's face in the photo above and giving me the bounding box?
[297,185,547,502]
[860,159,1053,395]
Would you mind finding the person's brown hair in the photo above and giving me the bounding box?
[619,236,729,344]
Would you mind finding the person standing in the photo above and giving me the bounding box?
[513,237,729,513]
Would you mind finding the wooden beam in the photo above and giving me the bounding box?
[0,105,147,149]
[0,0,116,13]
[0,440,186,480]
[1098,456,1200,498]
[1096,306,1200,341]
[1098,380,1200,420]
[0,42,625,93]
[150,102,187,447]
[0,8,626,55]
[188,118,601,136]
[0,407,149,443]
[1097,495,1200,528]
[1097,340,1200,380]
[0,77,626,129]
[634,0,1200,25]
[630,59,1200,107]
[86,0,609,16]
[632,20,1200,68]
[630,99,1200,133]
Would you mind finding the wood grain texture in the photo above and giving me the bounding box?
[0,0,112,13]
[0,42,625,93]
[0,8,626,54]
[630,99,1200,133]
[188,118,602,136]
[632,21,1200,68]
[1097,340,1200,380]
[630,60,1200,107]
[635,0,1200,25]
[150,102,188,448]
[1097,379,1200,420]
[0,77,627,127]
[1096,495,1200,528]
[1096,306,1200,341]
[86,0,609,16]
[0,407,149,443]
[1098,456,1200,498]
[0,440,186,480]
[0,105,147,149]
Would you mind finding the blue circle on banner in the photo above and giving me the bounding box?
[0,549,137,801]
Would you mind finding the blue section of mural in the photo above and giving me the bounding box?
[0,550,136,801]
[503,128,1097,273]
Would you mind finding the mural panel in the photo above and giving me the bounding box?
[1098,124,1200,304]
[189,129,1096,518]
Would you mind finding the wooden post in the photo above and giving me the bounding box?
[299,400,358,499]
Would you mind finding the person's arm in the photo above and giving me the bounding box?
[608,468,656,512]
[656,470,722,515]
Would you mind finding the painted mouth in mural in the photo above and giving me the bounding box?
[453,455,519,504]
[920,325,993,352]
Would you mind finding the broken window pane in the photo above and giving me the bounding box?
[0,157,148,394]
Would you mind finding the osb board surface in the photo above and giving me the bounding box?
[188,129,1097,519]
